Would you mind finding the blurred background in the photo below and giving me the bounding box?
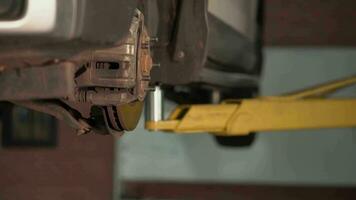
[1,0,356,199]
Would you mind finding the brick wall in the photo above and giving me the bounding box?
[0,122,114,200]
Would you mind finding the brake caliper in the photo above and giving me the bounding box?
[75,9,153,134]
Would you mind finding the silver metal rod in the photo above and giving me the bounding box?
[211,89,221,104]
[145,85,163,122]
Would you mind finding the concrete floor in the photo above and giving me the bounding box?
[116,48,356,186]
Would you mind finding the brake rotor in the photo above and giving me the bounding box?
[108,101,144,131]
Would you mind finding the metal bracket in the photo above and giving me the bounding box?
[0,62,76,101]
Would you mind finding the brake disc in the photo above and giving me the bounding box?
[107,101,143,132]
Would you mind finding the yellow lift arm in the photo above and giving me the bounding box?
[145,75,356,136]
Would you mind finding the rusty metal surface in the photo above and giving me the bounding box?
[0,62,75,100]
[75,10,152,134]
[73,10,153,134]
[75,9,152,106]
[0,9,153,135]
[151,0,208,85]
[75,45,137,89]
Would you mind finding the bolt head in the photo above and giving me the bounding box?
[177,51,185,59]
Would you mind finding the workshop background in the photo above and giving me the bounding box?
[1,0,356,200]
